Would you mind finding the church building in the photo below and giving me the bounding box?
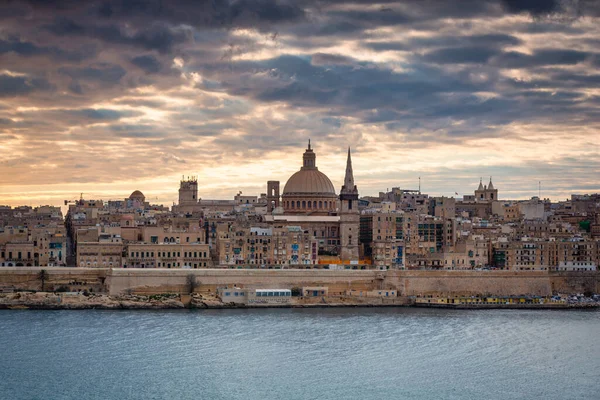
[264,141,360,263]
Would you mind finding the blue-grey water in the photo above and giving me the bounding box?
[1,308,599,400]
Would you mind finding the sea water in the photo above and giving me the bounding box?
[1,308,598,400]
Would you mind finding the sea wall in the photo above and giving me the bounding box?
[1,267,598,297]
[105,269,377,296]
[391,270,553,296]
[0,267,107,293]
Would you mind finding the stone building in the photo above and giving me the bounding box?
[263,142,360,263]
[215,224,317,267]
[125,243,212,268]
[77,241,123,268]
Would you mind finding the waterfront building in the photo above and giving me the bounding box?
[125,243,212,268]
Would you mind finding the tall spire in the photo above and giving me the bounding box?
[308,138,311,150]
[477,177,484,191]
[488,176,495,190]
[341,147,358,196]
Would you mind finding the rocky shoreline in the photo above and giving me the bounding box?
[2,292,599,310]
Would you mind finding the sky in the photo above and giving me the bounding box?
[1,0,599,209]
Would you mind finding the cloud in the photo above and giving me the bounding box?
[500,0,564,16]
[492,49,592,68]
[0,73,53,97]
[0,36,95,61]
[311,53,357,66]
[421,47,501,64]
[131,55,162,73]
[58,63,126,84]
[0,0,598,205]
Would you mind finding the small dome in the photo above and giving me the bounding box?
[129,190,145,200]
[283,169,336,196]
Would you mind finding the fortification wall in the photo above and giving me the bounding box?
[1,268,598,297]
[106,269,377,296]
[549,272,600,295]
[388,271,553,296]
[0,267,107,292]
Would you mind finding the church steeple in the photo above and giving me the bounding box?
[341,147,357,193]
[488,176,495,190]
[478,177,484,191]
[339,146,359,263]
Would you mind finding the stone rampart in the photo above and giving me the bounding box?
[1,267,599,297]
[549,271,600,295]
[0,267,107,292]
[389,270,553,296]
[106,269,377,296]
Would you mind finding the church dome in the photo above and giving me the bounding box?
[281,141,338,215]
[283,169,336,196]
[129,190,145,200]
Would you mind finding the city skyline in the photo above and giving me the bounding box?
[1,0,599,208]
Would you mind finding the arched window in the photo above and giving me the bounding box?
[319,201,322,209]
[296,201,300,208]
[164,237,169,243]
[302,201,306,208]
[313,201,317,208]
[308,201,311,208]
[291,201,294,209]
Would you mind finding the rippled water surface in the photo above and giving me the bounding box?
[1,308,599,400]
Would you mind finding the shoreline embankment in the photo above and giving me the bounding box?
[1,267,598,310]
[1,292,598,311]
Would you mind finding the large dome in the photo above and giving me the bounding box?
[283,169,336,196]
[280,141,338,215]
[129,190,145,202]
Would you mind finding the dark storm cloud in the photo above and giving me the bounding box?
[366,34,521,53]
[0,74,53,97]
[492,49,592,68]
[58,64,126,84]
[311,53,357,66]
[500,0,564,16]
[0,36,94,61]
[45,18,191,53]
[68,108,134,120]
[131,55,162,73]
[420,47,500,64]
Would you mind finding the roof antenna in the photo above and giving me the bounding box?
[308,138,311,150]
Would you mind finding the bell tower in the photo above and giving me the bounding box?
[339,147,359,262]
[179,176,199,206]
